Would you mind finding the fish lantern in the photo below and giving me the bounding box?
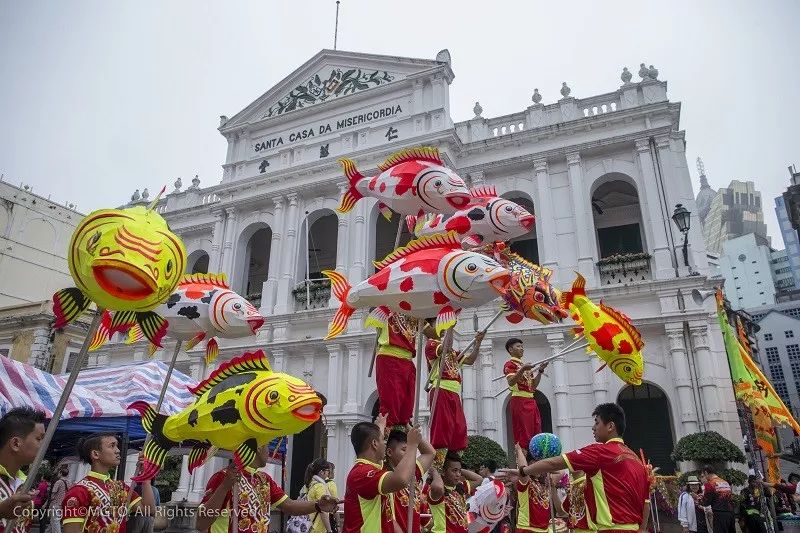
[53,197,187,347]
[323,232,511,339]
[528,432,562,462]
[336,147,471,220]
[90,273,265,363]
[467,479,510,533]
[560,273,644,385]
[497,251,567,325]
[407,185,535,248]
[129,350,323,481]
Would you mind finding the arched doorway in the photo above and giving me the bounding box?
[617,383,676,473]
[504,391,552,454]
[591,177,650,284]
[296,210,338,311]
[502,194,539,264]
[289,420,323,498]
[187,251,210,274]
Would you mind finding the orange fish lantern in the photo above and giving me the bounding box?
[496,250,568,325]
[560,274,644,385]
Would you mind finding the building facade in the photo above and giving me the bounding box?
[88,49,743,499]
[718,234,777,309]
[702,180,769,255]
[0,180,82,308]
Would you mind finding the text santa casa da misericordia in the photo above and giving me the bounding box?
[254,104,403,152]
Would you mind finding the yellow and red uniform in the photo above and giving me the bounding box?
[503,357,541,448]
[391,462,424,533]
[562,438,649,533]
[376,314,417,427]
[515,477,551,533]
[343,459,394,533]
[62,471,141,533]
[200,466,287,533]
[0,465,31,533]
[425,339,468,452]
[427,481,473,533]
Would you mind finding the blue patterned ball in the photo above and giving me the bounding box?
[528,433,562,462]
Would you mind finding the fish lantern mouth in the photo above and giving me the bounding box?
[520,215,535,230]
[292,398,323,421]
[92,259,157,301]
[247,317,265,334]
[445,193,471,209]
[488,272,512,294]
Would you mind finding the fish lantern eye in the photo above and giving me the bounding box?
[233,302,242,311]
[466,263,478,273]
[166,260,173,274]
[268,391,279,402]
[534,291,545,302]
[86,231,101,253]
[505,205,514,212]
[434,179,442,189]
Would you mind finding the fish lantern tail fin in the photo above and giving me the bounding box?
[336,158,364,214]
[322,270,354,340]
[52,288,92,329]
[128,401,177,482]
[88,311,113,352]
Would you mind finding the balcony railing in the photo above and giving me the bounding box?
[597,253,652,285]
[292,278,331,311]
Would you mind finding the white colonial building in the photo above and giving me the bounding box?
[93,49,743,500]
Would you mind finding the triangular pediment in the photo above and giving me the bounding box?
[221,49,452,130]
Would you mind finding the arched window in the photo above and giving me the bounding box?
[503,194,540,264]
[592,177,650,284]
[296,210,338,310]
[241,227,272,306]
[189,252,210,274]
[373,213,413,271]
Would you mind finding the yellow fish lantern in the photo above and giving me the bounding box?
[53,189,187,347]
[128,350,324,481]
[560,273,644,385]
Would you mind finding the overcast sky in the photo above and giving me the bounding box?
[1,0,798,244]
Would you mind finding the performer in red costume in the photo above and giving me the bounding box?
[503,338,547,448]
[375,313,418,428]
[424,322,484,453]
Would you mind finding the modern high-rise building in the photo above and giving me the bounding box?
[776,169,800,290]
[718,234,777,309]
[700,179,769,254]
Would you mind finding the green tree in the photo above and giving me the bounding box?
[461,435,508,471]
[671,431,747,487]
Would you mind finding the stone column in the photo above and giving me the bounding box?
[219,207,238,277]
[28,325,52,370]
[333,183,352,307]
[262,197,285,314]
[171,456,191,502]
[462,362,478,434]
[547,332,573,451]
[533,159,558,279]
[689,324,722,430]
[591,361,608,406]
[342,422,357,478]
[478,344,498,441]
[665,323,700,434]
[470,170,485,188]
[325,422,343,489]
[275,194,299,314]
[302,352,314,387]
[325,343,343,413]
[210,211,226,272]
[343,342,361,412]
[566,152,597,286]
[635,138,674,279]
[348,202,368,283]
[271,348,287,373]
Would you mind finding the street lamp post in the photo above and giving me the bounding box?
[671,203,694,274]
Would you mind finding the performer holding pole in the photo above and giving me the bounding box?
[503,338,547,448]
[374,313,418,429]
[424,322,485,458]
